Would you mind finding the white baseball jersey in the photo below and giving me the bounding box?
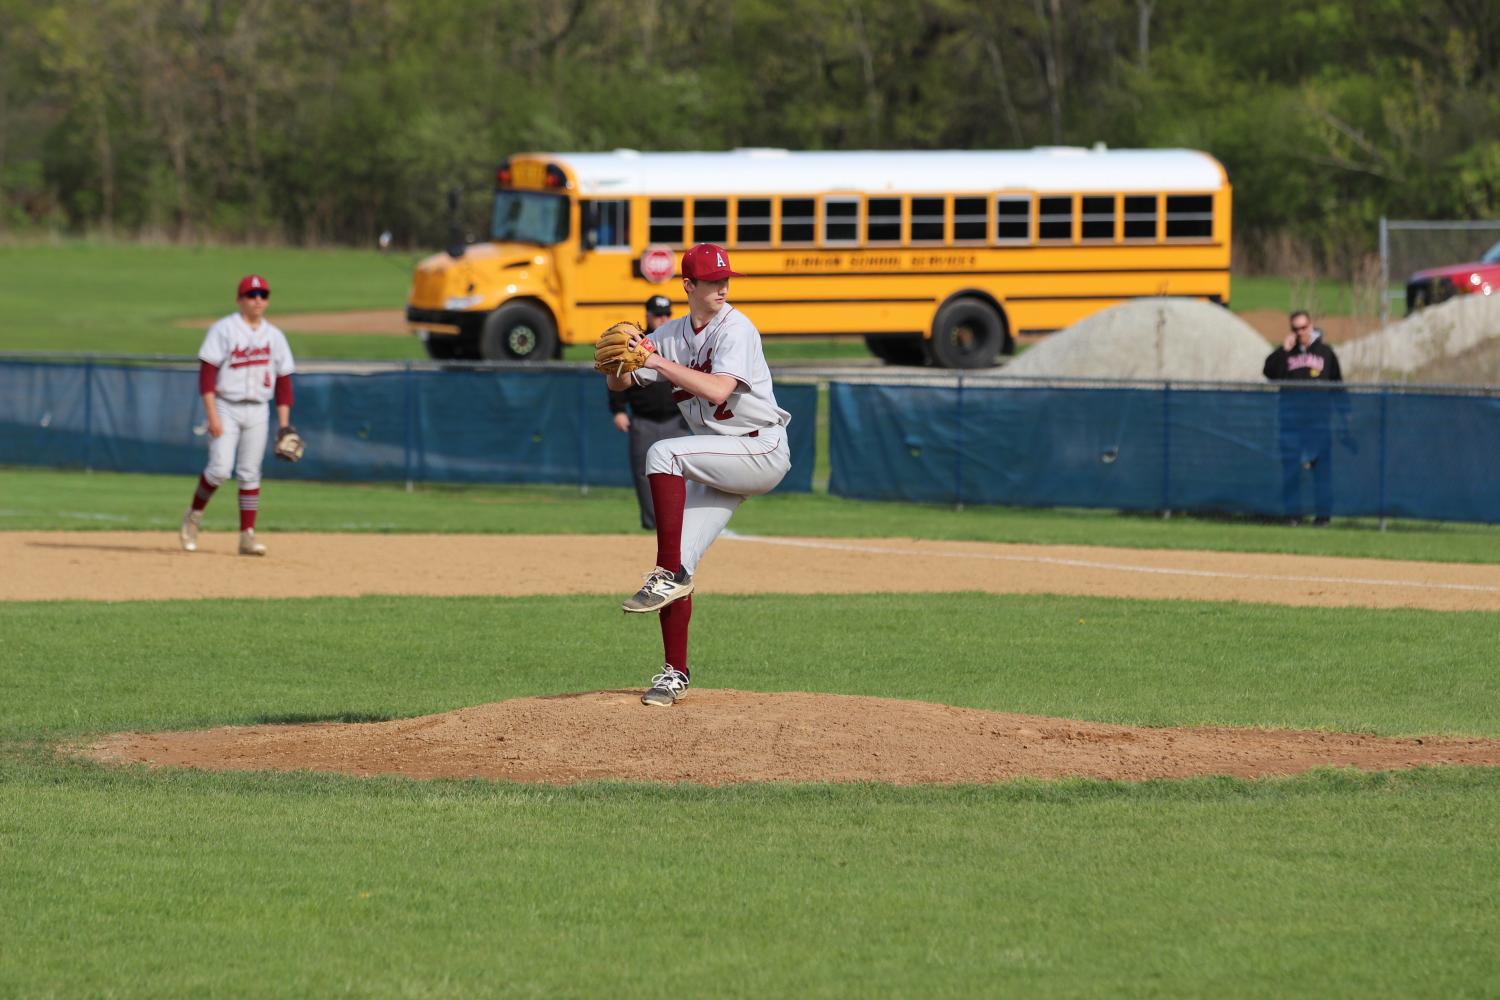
[634,304,790,435]
[198,314,295,402]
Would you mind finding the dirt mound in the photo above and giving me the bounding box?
[1341,294,1500,382]
[1002,297,1271,382]
[81,690,1500,785]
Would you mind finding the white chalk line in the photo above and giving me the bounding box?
[728,535,1500,595]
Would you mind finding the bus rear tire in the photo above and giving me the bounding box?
[927,297,1007,369]
[480,302,557,362]
[864,334,928,366]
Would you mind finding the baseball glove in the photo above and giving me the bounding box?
[274,426,305,463]
[594,321,656,378]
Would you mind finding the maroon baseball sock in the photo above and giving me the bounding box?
[238,487,259,531]
[191,475,217,511]
[660,594,692,678]
[648,473,686,574]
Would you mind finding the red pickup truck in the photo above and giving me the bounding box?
[1406,240,1500,313]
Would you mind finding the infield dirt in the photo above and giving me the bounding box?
[19,529,1499,785]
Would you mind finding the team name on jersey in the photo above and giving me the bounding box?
[229,344,273,368]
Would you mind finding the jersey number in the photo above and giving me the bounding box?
[263,371,272,388]
[714,402,734,421]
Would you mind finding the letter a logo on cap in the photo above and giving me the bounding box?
[682,243,743,281]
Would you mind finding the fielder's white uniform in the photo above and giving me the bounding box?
[197,314,295,490]
[632,303,791,572]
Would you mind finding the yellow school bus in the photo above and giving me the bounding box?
[405,146,1230,368]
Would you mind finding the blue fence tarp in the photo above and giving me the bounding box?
[0,360,817,493]
[9,358,1500,523]
[828,380,1500,523]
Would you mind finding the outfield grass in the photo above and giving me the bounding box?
[0,240,425,360]
[1230,275,1380,316]
[0,240,1366,364]
[3,594,1499,996]
[6,467,1500,564]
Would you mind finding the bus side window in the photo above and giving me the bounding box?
[585,200,630,249]
[866,197,901,243]
[911,197,945,243]
[996,196,1031,244]
[737,199,772,244]
[953,197,987,243]
[650,199,684,245]
[781,198,815,244]
[693,199,728,244]
[823,197,859,245]
[1123,195,1158,240]
[1080,196,1116,242]
[1166,195,1213,239]
[1037,196,1073,242]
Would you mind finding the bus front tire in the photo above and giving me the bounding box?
[927,298,1008,369]
[480,303,558,362]
[864,334,928,366]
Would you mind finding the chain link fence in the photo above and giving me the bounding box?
[1378,218,1500,324]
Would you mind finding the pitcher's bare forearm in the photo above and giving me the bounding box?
[643,356,739,407]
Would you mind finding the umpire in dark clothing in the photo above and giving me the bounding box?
[609,295,691,529]
[1263,310,1347,526]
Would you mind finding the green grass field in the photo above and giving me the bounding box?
[5,467,1500,563]
[3,469,1500,996]
[0,240,1367,363]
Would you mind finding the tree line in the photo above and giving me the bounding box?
[2,0,1497,275]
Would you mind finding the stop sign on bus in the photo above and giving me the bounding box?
[640,245,675,284]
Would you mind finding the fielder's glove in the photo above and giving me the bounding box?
[594,321,656,378]
[274,425,305,462]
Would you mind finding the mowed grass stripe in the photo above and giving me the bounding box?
[3,593,1496,740]
[6,468,1500,563]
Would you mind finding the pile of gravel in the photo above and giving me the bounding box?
[1000,297,1271,382]
[1339,293,1500,382]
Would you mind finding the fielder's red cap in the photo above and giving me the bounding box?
[681,243,742,281]
[237,274,270,297]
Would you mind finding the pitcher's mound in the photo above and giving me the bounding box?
[81,690,1500,785]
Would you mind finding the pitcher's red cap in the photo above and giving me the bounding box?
[681,244,742,281]
[237,274,270,296]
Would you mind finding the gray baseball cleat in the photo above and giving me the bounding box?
[179,509,202,552]
[622,566,693,613]
[238,529,268,556]
[641,665,690,706]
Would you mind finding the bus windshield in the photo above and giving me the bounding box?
[491,191,568,245]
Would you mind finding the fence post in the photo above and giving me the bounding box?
[1378,216,1390,329]
[1377,385,1389,531]
[83,355,95,473]
[1160,381,1172,516]
[578,371,590,496]
[953,373,965,509]
[403,361,415,493]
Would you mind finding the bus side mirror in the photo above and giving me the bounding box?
[581,202,599,250]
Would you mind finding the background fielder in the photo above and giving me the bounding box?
[179,274,296,556]
[602,243,791,707]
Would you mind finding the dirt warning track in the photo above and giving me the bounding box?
[6,530,1500,611]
